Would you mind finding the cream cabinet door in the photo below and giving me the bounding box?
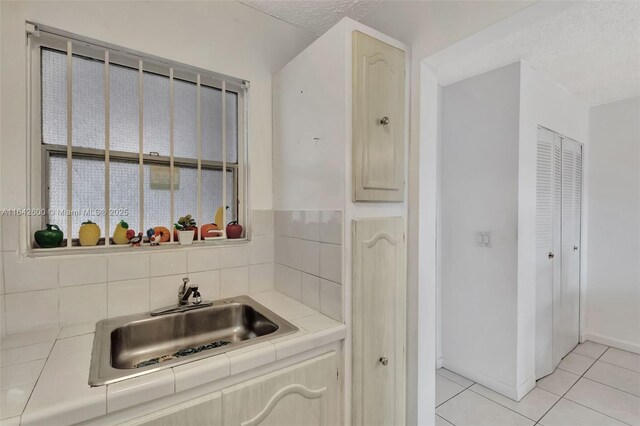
[352,31,406,202]
[221,352,338,426]
[352,217,406,426]
[122,392,222,426]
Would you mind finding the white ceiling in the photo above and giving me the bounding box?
[238,0,383,36]
[430,0,640,106]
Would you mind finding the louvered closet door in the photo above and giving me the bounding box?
[536,127,563,377]
[558,138,582,358]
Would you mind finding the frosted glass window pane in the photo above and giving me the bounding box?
[173,166,197,226]
[42,49,106,149]
[71,157,105,237]
[201,169,235,226]
[143,163,171,231]
[42,49,67,146]
[201,86,222,162]
[144,73,170,156]
[110,160,139,234]
[110,64,139,153]
[48,155,106,239]
[47,155,68,238]
[225,92,238,163]
[174,79,197,159]
[72,53,105,149]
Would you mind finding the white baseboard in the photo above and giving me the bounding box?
[582,332,640,354]
[441,358,525,401]
[516,375,536,401]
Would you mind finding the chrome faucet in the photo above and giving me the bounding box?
[178,278,202,305]
[150,277,212,316]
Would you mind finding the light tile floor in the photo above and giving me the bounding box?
[436,341,640,426]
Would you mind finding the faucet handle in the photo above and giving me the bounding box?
[179,277,190,294]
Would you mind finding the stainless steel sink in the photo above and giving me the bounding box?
[89,295,297,386]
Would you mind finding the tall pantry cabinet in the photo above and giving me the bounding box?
[273,18,409,426]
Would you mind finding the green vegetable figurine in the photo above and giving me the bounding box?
[34,224,63,248]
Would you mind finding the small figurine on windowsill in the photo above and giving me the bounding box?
[129,232,143,247]
[147,228,161,246]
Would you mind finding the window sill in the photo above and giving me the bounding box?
[26,238,250,259]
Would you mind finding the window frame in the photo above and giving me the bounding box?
[26,23,250,253]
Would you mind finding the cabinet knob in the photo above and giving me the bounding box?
[548,252,555,259]
[380,116,390,126]
[574,245,579,251]
[379,357,389,366]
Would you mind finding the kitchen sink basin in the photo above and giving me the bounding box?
[89,295,297,386]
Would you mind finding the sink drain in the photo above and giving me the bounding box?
[134,340,231,368]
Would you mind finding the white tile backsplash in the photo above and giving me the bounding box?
[320,210,342,244]
[5,290,58,335]
[302,211,320,241]
[107,279,150,318]
[274,210,342,319]
[249,263,274,293]
[250,235,274,265]
[320,279,342,321]
[320,243,342,284]
[1,216,20,252]
[187,247,220,273]
[107,254,149,282]
[220,266,250,298]
[59,283,107,326]
[275,236,301,270]
[220,245,251,269]
[3,253,58,293]
[149,250,187,277]
[301,240,320,276]
[59,257,107,287]
[283,266,302,301]
[1,210,274,334]
[301,273,320,311]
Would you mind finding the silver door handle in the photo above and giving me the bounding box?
[380,116,390,126]
[548,252,554,259]
[379,357,389,366]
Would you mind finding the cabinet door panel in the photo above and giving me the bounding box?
[352,31,405,202]
[122,392,221,426]
[222,352,338,426]
[352,217,406,425]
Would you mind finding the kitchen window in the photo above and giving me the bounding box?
[27,24,248,249]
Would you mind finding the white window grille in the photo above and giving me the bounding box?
[27,24,248,250]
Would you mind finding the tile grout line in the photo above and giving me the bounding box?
[535,345,631,425]
[466,385,541,423]
[575,376,640,399]
[19,327,62,420]
[596,358,640,375]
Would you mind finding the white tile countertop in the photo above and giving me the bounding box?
[0,291,346,426]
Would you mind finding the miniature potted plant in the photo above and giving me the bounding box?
[174,214,197,245]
